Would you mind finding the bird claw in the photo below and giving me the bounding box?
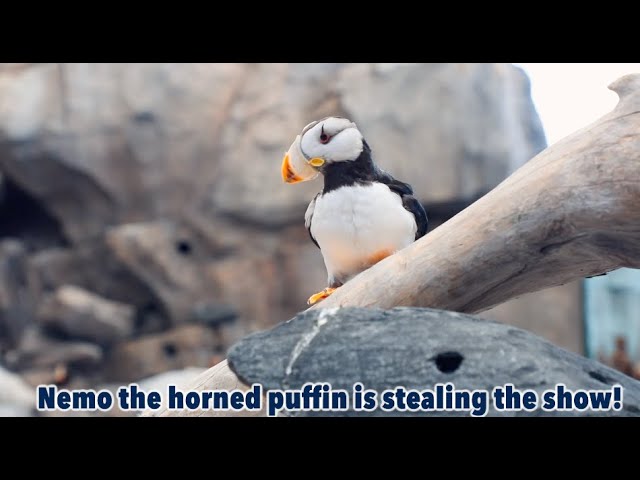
[307,287,337,305]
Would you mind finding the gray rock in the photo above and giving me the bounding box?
[103,217,295,335]
[4,326,103,371]
[37,285,135,344]
[0,239,34,349]
[104,220,229,324]
[228,307,640,416]
[104,324,223,383]
[0,365,36,417]
[0,174,69,251]
[28,243,167,335]
[189,302,237,327]
[0,63,247,242]
[202,243,303,334]
[28,242,158,311]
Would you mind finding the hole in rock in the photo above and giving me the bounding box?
[434,351,464,373]
[175,240,192,255]
[162,343,178,358]
[0,176,69,250]
[588,370,610,385]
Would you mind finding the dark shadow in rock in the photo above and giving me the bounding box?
[433,351,464,374]
[175,240,192,256]
[0,176,69,251]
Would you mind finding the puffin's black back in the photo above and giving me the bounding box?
[316,140,429,241]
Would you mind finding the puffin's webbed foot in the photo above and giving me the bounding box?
[307,287,337,305]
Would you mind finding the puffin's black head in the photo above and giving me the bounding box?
[281,117,364,184]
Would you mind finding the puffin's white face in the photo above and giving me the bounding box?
[281,117,363,184]
[300,117,363,163]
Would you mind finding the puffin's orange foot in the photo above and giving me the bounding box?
[307,287,337,305]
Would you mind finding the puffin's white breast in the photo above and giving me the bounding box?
[310,182,417,282]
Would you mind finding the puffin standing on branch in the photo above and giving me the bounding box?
[281,117,428,305]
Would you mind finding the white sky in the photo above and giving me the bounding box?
[514,63,640,145]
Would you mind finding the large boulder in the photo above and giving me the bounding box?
[228,307,640,416]
[37,285,135,345]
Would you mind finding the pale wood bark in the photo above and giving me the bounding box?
[145,73,640,417]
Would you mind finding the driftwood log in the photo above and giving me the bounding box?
[145,73,640,417]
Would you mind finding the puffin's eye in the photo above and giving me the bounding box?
[319,125,330,144]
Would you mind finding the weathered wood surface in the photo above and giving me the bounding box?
[145,74,640,417]
[146,359,264,417]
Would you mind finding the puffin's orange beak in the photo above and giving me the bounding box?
[281,153,304,184]
[281,135,320,184]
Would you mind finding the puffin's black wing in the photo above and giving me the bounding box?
[377,171,428,240]
[304,194,320,249]
[402,194,429,240]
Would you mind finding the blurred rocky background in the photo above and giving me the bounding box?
[0,62,576,416]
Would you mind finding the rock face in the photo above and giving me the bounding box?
[0,63,551,408]
[0,63,544,239]
[228,307,640,416]
[210,63,546,224]
[104,220,226,325]
[0,239,33,349]
[5,326,103,373]
[37,285,135,345]
[0,63,246,241]
[28,242,156,310]
[0,365,35,417]
[104,324,222,383]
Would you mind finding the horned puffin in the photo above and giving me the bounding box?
[281,117,428,305]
